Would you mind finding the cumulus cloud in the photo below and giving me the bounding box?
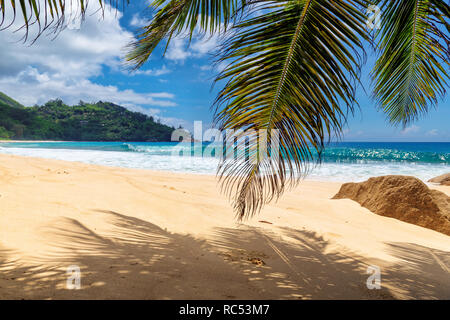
[165,32,221,62]
[401,125,421,135]
[131,65,172,76]
[199,65,213,71]
[129,13,148,28]
[0,3,176,112]
[198,61,227,73]
[124,103,189,129]
[0,4,131,79]
[0,67,176,107]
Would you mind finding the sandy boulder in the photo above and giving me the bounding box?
[333,175,450,236]
[428,173,450,186]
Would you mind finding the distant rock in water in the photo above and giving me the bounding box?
[333,175,450,236]
[428,173,450,186]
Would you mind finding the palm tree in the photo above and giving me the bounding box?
[1,0,448,218]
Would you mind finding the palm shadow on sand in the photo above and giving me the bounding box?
[0,210,448,299]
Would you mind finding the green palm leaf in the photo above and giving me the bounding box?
[214,0,370,219]
[2,0,448,220]
[0,1,127,41]
[126,0,246,69]
[372,0,450,126]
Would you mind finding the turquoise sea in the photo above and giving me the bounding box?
[0,141,449,182]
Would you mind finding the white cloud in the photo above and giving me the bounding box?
[0,4,131,79]
[129,13,148,28]
[198,60,227,73]
[401,125,420,135]
[165,32,221,62]
[199,65,213,71]
[158,117,191,130]
[123,103,187,128]
[131,65,171,76]
[426,129,439,136]
[165,37,193,62]
[0,67,176,107]
[122,104,162,116]
[190,34,220,55]
[0,3,176,109]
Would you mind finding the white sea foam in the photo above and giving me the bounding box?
[1,146,449,183]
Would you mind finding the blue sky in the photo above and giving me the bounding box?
[0,1,448,141]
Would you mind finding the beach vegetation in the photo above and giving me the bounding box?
[0,98,174,141]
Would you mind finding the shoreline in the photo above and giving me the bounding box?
[0,149,448,186]
[0,140,70,143]
[2,139,450,143]
[0,153,449,299]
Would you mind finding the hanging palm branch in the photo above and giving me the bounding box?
[372,0,450,126]
[0,1,128,41]
[126,0,247,69]
[214,0,370,219]
[1,0,448,219]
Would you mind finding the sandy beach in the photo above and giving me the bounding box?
[0,153,449,300]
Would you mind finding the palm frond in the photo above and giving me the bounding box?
[214,0,370,219]
[372,0,450,126]
[126,0,247,69]
[0,1,127,41]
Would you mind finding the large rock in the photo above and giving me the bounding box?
[428,173,450,186]
[333,175,450,236]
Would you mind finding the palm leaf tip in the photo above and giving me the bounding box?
[215,0,369,218]
[0,1,130,41]
[125,0,247,70]
[372,0,450,126]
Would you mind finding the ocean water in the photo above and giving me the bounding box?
[0,141,449,182]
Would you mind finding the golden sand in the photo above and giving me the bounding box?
[0,154,449,299]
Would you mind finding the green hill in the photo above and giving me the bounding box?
[0,92,25,109]
[0,98,175,141]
